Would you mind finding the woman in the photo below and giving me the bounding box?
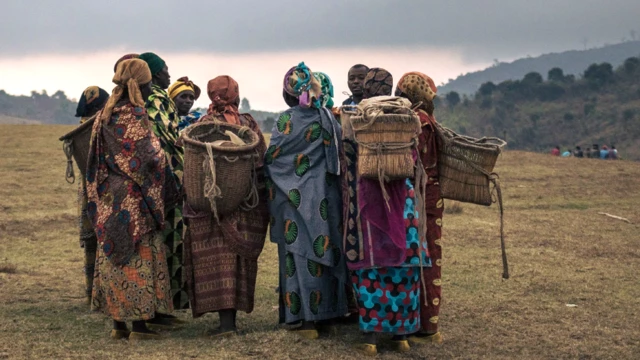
[168,76,203,133]
[314,71,341,121]
[345,68,430,356]
[75,86,109,305]
[182,75,269,337]
[266,63,348,339]
[86,59,179,340]
[395,71,444,345]
[139,52,188,312]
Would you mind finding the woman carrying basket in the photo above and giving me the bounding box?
[86,59,179,340]
[266,63,349,340]
[181,75,269,337]
[345,68,431,356]
[74,86,109,306]
[396,71,445,345]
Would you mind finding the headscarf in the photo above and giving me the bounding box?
[363,68,393,99]
[283,62,322,108]
[138,52,166,75]
[395,71,438,114]
[313,72,334,108]
[113,53,139,72]
[168,76,201,101]
[207,75,241,125]
[75,86,109,117]
[101,59,152,121]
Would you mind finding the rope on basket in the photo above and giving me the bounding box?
[438,124,509,279]
[203,142,222,223]
[356,140,416,211]
[239,152,260,212]
[63,139,75,184]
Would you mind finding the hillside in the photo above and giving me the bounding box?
[436,56,640,161]
[2,124,639,359]
[440,41,640,95]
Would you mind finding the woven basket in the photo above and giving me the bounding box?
[436,124,506,206]
[182,121,260,216]
[352,113,421,180]
[59,116,96,180]
[339,105,357,140]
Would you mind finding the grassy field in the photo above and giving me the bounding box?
[1,124,639,359]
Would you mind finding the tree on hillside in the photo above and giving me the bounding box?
[547,68,565,82]
[584,63,614,88]
[522,72,543,85]
[240,97,251,112]
[623,57,640,74]
[445,91,461,108]
[478,82,497,96]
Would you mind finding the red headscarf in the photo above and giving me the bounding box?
[207,75,241,125]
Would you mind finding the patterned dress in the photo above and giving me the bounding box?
[86,103,176,321]
[351,180,430,335]
[177,110,203,134]
[146,85,188,310]
[416,110,445,333]
[266,106,349,324]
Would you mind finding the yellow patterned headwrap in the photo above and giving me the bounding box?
[168,76,201,101]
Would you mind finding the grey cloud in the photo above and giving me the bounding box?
[1,0,639,62]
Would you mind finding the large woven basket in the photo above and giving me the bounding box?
[352,112,421,180]
[436,124,506,206]
[59,116,96,182]
[182,121,260,217]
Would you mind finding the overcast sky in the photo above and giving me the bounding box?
[1,0,639,111]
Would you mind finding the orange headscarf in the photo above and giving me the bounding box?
[207,75,241,125]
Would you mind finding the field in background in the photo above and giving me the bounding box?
[1,124,639,359]
[0,116,41,125]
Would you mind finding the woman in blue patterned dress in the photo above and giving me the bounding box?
[265,63,348,340]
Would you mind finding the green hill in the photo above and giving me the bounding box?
[436,56,640,161]
[440,41,640,95]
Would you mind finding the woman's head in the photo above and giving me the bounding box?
[363,68,393,99]
[313,72,334,108]
[283,62,322,108]
[139,52,171,89]
[75,86,109,118]
[395,72,438,115]
[113,53,139,73]
[101,59,153,121]
[169,77,201,116]
[207,75,239,111]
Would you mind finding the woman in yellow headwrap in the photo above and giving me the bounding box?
[168,76,203,133]
[86,59,179,340]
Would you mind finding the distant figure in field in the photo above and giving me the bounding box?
[74,86,109,306]
[342,64,369,106]
[600,145,609,160]
[561,148,572,157]
[592,144,600,159]
[551,146,561,156]
[573,146,584,158]
[609,146,619,160]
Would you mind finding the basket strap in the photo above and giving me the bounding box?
[491,176,509,279]
[63,139,75,184]
[203,143,222,223]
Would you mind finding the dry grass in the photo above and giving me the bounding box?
[1,124,639,359]
[444,200,464,215]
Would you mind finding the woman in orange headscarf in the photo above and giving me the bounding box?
[181,75,269,337]
[395,72,444,345]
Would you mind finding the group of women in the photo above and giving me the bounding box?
[73,53,444,356]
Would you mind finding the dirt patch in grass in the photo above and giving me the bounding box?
[1,125,639,359]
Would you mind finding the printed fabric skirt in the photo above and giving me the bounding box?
[91,232,173,322]
[162,204,189,310]
[352,266,421,335]
[278,243,349,324]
